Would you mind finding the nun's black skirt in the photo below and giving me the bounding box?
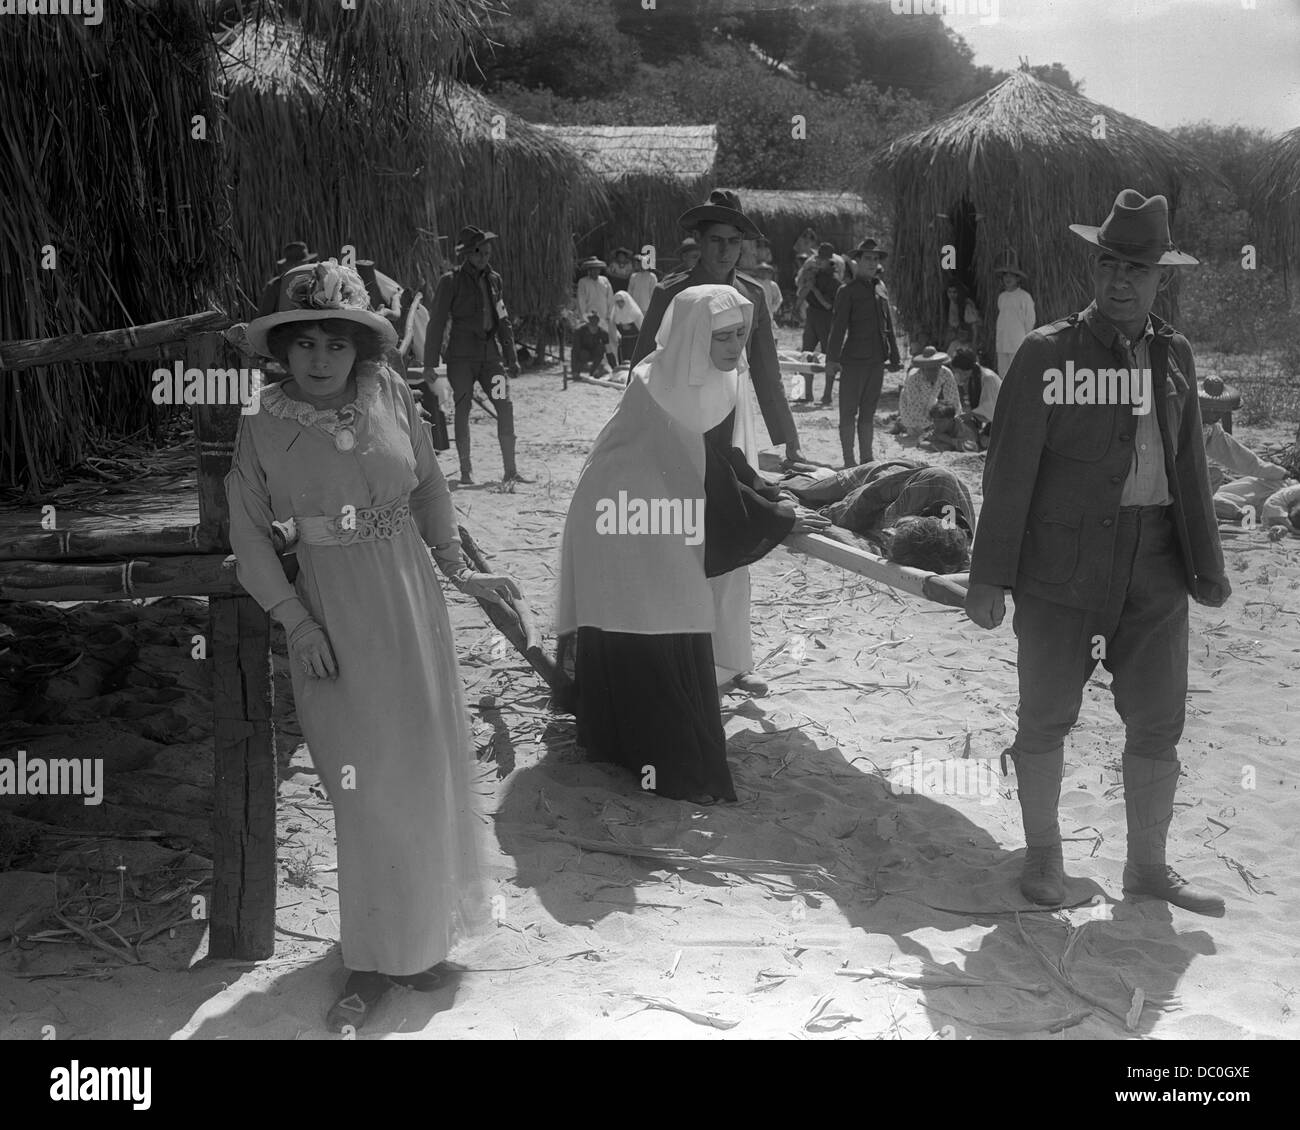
[570,627,736,802]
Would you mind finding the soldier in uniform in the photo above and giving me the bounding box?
[965,190,1230,916]
[424,225,530,485]
[633,190,804,697]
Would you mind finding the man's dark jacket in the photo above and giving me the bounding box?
[424,263,516,369]
[825,276,901,367]
[970,302,1228,611]
[632,264,798,448]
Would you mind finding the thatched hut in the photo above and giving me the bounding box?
[220,23,604,340]
[728,189,880,288]
[0,0,494,493]
[870,69,1216,350]
[1250,125,1300,290]
[539,125,716,265]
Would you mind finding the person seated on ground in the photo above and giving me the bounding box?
[897,346,961,437]
[925,402,981,452]
[1198,378,1292,523]
[1261,488,1300,534]
[571,312,611,377]
[778,458,973,568]
[948,347,1001,448]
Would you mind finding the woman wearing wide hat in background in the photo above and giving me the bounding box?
[228,260,516,1029]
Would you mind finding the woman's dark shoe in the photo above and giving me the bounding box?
[327,971,392,1033]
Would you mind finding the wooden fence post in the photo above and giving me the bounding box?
[190,331,277,960]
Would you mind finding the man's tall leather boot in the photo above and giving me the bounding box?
[500,436,532,484]
[456,445,473,485]
[1008,745,1065,904]
[1122,756,1225,916]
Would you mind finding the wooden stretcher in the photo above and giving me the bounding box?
[785,528,970,608]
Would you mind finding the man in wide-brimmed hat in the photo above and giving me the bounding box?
[631,188,804,698]
[424,225,529,485]
[966,189,1230,917]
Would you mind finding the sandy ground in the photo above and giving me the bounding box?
[1,338,1298,1041]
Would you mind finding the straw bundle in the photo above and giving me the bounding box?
[1249,125,1300,287]
[221,25,603,341]
[0,5,230,492]
[869,70,1219,349]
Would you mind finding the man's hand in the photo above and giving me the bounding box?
[1194,576,1231,607]
[824,360,840,381]
[505,362,520,379]
[964,581,1006,630]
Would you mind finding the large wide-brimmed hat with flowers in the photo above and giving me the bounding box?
[245,259,398,358]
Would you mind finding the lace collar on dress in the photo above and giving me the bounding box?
[258,365,383,426]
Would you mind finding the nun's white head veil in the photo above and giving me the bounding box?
[633,285,753,434]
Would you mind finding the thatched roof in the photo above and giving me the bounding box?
[737,189,875,221]
[540,125,718,182]
[870,69,1219,347]
[219,22,604,332]
[1250,125,1300,281]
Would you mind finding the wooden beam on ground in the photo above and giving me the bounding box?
[194,352,276,962]
[457,524,559,690]
[0,310,229,372]
[785,530,970,608]
[571,374,627,392]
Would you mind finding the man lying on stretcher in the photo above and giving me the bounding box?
[774,459,973,574]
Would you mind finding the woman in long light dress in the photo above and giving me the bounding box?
[227,260,514,1031]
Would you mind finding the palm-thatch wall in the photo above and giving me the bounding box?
[1250,125,1300,291]
[222,24,604,338]
[1,0,494,493]
[0,5,229,492]
[539,125,716,268]
[729,189,881,288]
[869,70,1217,351]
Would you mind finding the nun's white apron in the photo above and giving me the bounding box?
[711,362,763,685]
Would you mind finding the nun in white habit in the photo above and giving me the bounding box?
[555,285,827,804]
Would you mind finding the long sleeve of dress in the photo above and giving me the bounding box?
[395,373,462,574]
[702,425,795,577]
[224,418,299,615]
